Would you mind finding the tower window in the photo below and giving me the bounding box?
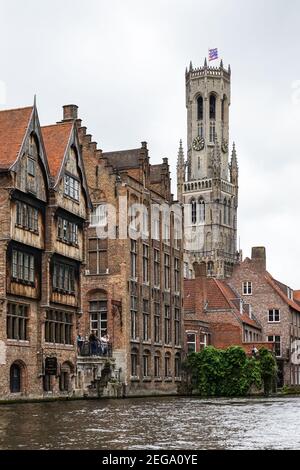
[199,199,205,222]
[209,122,216,143]
[197,123,203,137]
[191,199,197,224]
[197,96,203,120]
[209,94,216,120]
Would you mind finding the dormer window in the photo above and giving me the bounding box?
[64,174,79,201]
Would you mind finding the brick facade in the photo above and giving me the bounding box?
[0,104,90,400]
[228,247,300,386]
[184,273,264,356]
[78,111,184,396]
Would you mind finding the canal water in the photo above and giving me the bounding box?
[0,396,299,450]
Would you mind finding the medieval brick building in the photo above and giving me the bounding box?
[0,103,90,399]
[229,247,300,387]
[183,269,264,355]
[70,103,185,396]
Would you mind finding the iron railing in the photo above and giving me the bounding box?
[78,340,112,358]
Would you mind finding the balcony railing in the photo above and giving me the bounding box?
[78,340,112,358]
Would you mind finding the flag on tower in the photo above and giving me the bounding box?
[208,48,218,61]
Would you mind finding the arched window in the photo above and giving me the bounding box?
[191,199,197,224]
[143,350,151,378]
[199,199,205,222]
[221,95,228,122]
[131,347,139,377]
[154,351,161,378]
[164,352,171,378]
[175,352,181,378]
[223,199,227,224]
[209,94,216,120]
[10,362,23,393]
[227,199,231,226]
[207,261,214,276]
[197,96,203,120]
[88,290,108,339]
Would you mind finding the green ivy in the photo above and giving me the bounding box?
[183,346,277,397]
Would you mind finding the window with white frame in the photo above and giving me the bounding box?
[64,174,79,201]
[90,204,107,227]
[268,309,280,322]
[187,332,196,353]
[287,287,293,300]
[268,335,281,357]
[199,333,208,350]
[184,262,189,279]
[242,281,252,295]
[152,207,160,241]
[163,213,170,244]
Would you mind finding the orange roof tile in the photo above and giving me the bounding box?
[293,290,300,301]
[0,106,33,169]
[183,277,260,329]
[42,122,73,180]
[265,273,300,313]
[215,280,260,328]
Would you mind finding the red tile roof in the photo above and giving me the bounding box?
[207,279,231,309]
[265,273,300,313]
[215,279,259,328]
[42,122,73,180]
[184,277,260,329]
[0,106,33,169]
[293,290,300,302]
[183,279,197,312]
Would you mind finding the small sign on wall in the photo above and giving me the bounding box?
[45,356,58,375]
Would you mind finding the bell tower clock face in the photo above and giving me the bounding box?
[192,136,205,151]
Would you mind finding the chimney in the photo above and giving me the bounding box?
[193,262,208,314]
[251,246,266,271]
[63,104,78,121]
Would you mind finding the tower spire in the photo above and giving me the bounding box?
[230,142,238,185]
[177,139,185,168]
[177,139,185,202]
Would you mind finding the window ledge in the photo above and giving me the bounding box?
[164,378,173,382]
[130,376,140,382]
[268,321,281,323]
[11,278,35,287]
[7,340,30,346]
[175,377,182,382]
[142,377,152,382]
[57,239,79,248]
[44,343,75,350]
[63,194,80,205]
[142,340,151,345]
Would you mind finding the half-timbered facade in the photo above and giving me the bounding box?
[0,103,91,399]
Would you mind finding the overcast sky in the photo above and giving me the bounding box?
[1,0,300,287]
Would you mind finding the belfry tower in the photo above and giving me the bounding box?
[177,58,239,278]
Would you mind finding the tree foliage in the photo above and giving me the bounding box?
[183,346,277,397]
